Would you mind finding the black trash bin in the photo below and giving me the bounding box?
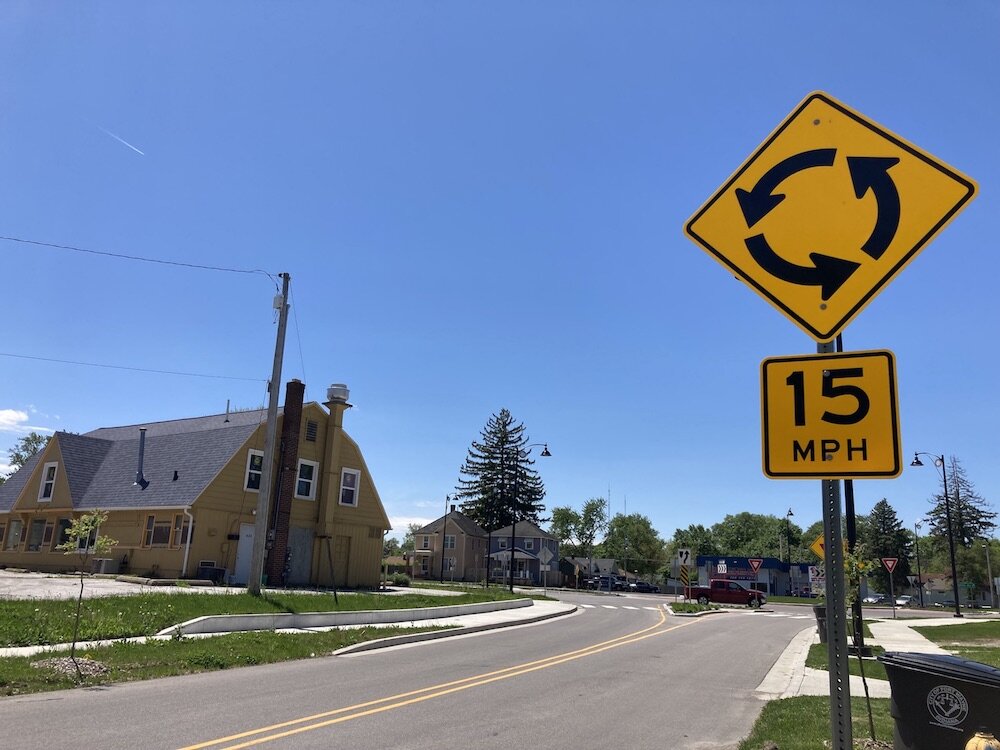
[878,651,1000,749]
[812,604,827,644]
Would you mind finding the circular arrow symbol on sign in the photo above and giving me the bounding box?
[737,149,903,296]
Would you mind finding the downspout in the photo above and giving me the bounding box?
[181,507,194,578]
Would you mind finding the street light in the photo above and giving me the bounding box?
[914,521,924,608]
[508,443,550,593]
[983,542,995,610]
[911,453,963,618]
[785,508,794,565]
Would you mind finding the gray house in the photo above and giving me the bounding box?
[488,520,559,586]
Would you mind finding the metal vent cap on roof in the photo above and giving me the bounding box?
[327,383,350,403]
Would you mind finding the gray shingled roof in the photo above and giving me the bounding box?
[0,452,42,512]
[414,511,488,538]
[490,520,556,539]
[1,419,261,513]
[75,423,259,509]
[85,408,274,440]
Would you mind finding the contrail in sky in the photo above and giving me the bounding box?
[97,125,145,155]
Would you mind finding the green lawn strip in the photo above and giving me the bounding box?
[0,589,523,647]
[914,620,1000,668]
[805,643,888,681]
[739,696,894,750]
[0,626,450,697]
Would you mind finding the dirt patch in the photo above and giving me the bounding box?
[31,656,109,678]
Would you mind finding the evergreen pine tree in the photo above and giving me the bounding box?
[859,499,911,593]
[455,409,545,531]
[926,457,996,547]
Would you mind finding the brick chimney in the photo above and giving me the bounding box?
[266,379,305,585]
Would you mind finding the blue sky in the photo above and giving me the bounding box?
[2,2,997,544]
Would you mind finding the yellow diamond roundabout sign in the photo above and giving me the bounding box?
[685,91,977,342]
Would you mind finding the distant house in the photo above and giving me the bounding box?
[488,520,559,586]
[0,381,390,589]
[561,556,618,587]
[411,507,487,582]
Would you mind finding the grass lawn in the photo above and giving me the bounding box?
[0,626,449,697]
[0,588,525,647]
[739,696,893,750]
[805,643,887,681]
[915,620,1000,668]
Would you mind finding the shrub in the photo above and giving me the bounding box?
[390,573,411,587]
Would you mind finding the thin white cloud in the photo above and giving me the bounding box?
[97,125,145,156]
[0,408,55,435]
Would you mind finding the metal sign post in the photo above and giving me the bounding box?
[821,344,853,750]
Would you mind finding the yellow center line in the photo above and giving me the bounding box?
[179,610,705,750]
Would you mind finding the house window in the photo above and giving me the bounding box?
[498,538,508,549]
[525,539,534,550]
[0,523,5,546]
[38,462,58,501]
[420,535,430,550]
[143,515,172,548]
[245,450,264,491]
[54,518,72,549]
[5,520,22,550]
[172,515,192,547]
[42,522,54,546]
[444,534,456,549]
[77,525,98,552]
[339,468,360,506]
[27,519,46,551]
[444,557,455,572]
[294,460,319,500]
[305,420,318,442]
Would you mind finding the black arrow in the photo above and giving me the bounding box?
[736,148,837,228]
[745,234,860,300]
[847,156,901,260]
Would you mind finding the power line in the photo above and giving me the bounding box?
[0,234,276,278]
[0,351,265,382]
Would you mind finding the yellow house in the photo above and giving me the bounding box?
[0,381,390,589]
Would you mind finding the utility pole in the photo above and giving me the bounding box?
[248,273,290,597]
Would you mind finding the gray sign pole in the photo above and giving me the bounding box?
[820,343,852,750]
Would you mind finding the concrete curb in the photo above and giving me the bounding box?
[157,598,534,636]
[332,603,579,655]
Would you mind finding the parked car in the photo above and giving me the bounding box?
[895,595,914,607]
[689,579,767,608]
[862,594,886,604]
[629,580,660,593]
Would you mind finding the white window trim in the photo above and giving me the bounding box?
[444,534,456,549]
[339,468,361,507]
[525,538,534,550]
[38,462,58,502]
[294,459,320,501]
[420,535,430,550]
[244,450,264,492]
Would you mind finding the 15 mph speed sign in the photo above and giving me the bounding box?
[760,349,901,478]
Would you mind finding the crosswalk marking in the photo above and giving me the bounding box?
[622,606,639,610]
[601,605,617,609]
[580,604,596,608]
[644,607,658,611]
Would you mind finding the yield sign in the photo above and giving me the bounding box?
[684,91,977,342]
[748,558,763,574]
[882,557,899,573]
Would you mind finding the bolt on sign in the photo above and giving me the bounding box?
[760,349,901,479]
[684,91,977,342]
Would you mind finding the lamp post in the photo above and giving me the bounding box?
[508,442,550,593]
[911,453,962,618]
[439,494,452,585]
[914,521,924,608]
[785,508,794,565]
[983,542,995,610]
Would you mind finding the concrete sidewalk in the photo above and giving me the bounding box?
[756,615,982,700]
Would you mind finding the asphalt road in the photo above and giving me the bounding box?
[0,590,816,750]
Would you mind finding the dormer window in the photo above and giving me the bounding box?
[38,462,58,502]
